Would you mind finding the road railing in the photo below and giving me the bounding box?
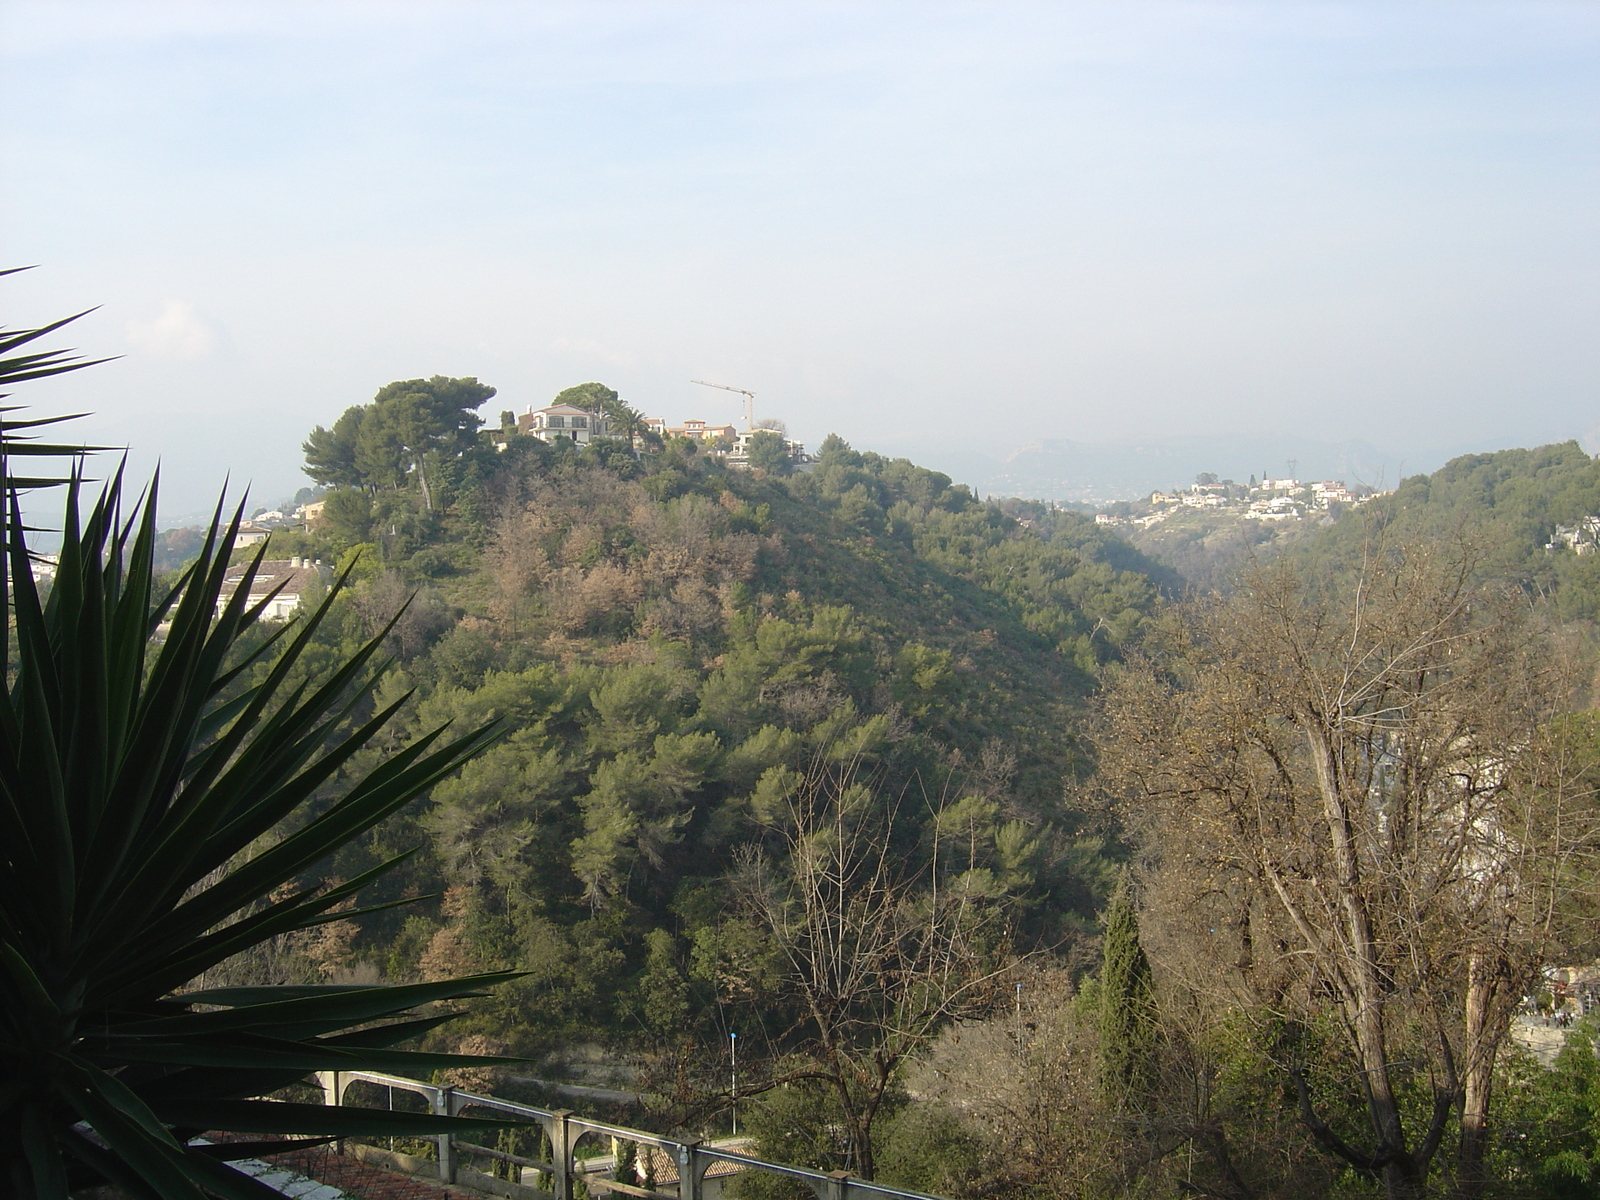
[313,1070,948,1200]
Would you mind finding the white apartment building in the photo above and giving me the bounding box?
[218,558,329,622]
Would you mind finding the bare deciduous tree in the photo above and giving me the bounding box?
[1097,537,1592,1200]
[734,755,1012,1179]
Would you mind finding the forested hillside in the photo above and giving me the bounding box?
[193,400,1600,1199]
[1309,440,1600,620]
[200,378,1171,1164]
[1072,440,1600,1200]
[1124,503,1319,590]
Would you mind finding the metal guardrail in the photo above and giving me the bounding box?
[313,1070,948,1200]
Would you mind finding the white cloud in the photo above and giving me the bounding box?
[125,301,215,360]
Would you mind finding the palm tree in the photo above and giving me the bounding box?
[602,396,648,452]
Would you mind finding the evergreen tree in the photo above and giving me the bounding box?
[303,376,495,508]
[746,429,791,474]
[1097,875,1158,1110]
[302,405,366,489]
[552,381,618,413]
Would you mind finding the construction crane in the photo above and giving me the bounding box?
[690,379,755,430]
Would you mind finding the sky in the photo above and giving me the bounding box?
[1,1,1596,518]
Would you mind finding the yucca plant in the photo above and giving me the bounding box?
[0,268,112,520]
[0,296,523,1198]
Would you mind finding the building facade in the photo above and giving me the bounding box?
[519,403,610,446]
[218,558,329,622]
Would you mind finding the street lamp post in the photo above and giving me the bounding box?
[730,1031,739,1136]
[1014,981,1023,1054]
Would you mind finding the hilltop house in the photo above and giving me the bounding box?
[724,427,809,466]
[657,418,739,444]
[1249,496,1304,521]
[642,419,807,467]
[1553,517,1600,554]
[1312,480,1357,506]
[519,403,609,446]
[218,557,329,622]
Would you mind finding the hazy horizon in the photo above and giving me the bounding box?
[3,1,1596,519]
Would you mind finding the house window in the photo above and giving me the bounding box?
[548,416,565,428]
[572,416,588,428]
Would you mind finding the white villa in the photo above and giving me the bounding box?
[1553,517,1600,554]
[218,558,329,622]
[518,403,609,446]
[1312,481,1357,506]
[1249,496,1305,521]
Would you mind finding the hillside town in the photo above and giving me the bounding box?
[1093,472,1382,528]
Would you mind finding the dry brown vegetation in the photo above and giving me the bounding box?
[487,470,769,643]
[1094,536,1600,1199]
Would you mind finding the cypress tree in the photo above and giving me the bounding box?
[1097,875,1159,1109]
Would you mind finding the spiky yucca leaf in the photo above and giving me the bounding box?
[0,269,111,545]
[0,463,523,1199]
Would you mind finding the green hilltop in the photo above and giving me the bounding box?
[199,377,1173,1080]
[1308,439,1600,620]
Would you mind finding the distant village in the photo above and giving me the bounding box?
[1092,473,1382,529]
[1090,474,1600,558]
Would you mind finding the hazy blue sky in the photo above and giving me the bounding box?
[2,1,1596,515]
